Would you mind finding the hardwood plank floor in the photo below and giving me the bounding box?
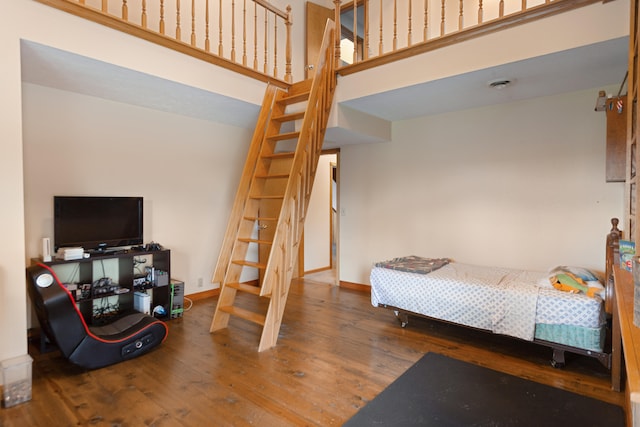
[1,277,623,426]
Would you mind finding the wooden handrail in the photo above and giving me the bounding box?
[258,19,336,349]
[253,0,287,19]
[36,0,292,85]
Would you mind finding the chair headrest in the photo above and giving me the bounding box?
[35,272,54,288]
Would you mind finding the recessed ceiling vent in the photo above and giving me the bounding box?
[488,79,512,90]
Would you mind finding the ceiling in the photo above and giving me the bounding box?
[339,37,630,121]
[20,36,629,131]
[20,40,261,129]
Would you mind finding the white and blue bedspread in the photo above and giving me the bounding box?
[370,260,605,343]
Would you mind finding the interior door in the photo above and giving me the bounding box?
[305,2,334,79]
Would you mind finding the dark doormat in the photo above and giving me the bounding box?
[343,352,624,427]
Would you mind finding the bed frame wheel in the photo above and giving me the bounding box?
[394,311,409,328]
[551,349,566,368]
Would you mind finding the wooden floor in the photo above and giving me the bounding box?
[1,276,624,426]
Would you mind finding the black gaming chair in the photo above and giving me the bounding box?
[26,263,168,370]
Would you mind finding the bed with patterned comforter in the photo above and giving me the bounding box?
[370,256,607,359]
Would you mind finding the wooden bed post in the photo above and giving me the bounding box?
[606,217,622,392]
[606,217,621,316]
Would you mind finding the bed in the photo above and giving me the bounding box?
[370,219,623,387]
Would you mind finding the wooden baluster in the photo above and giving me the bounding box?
[242,0,247,66]
[379,0,383,55]
[231,0,236,62]
[80,0,85,4]
[273,16,278,78]
[205,0,210,51]
[522,0,527,10]
[393,0,397,51]
[459,0,463,30]
[142,0,147,28]
[335,0,341,67]
[176,0,181,41]
[191,0,196,46]
[353,0,358,64]
[264,9,268,74]
[160,0,165,34]
[218,0,223,56]
[499,0,504,17]
[122,0,128,20]
[424,0,428,41]
[440,0,445,36]
[478,0,483,24]
[102,0,107,12]
[285,5,292,83]
[253,1,258,70]
[408,0,412,46]
[364,0,369,60]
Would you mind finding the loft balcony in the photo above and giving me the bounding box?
[26,0,629,146]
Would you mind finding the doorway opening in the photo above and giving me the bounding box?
[300,151,339,285]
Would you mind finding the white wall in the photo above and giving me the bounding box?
[22,83,252,296]
[0,1,29,369]
[339,87,625,284]
[1,0,307,368]
[0,0,628,375]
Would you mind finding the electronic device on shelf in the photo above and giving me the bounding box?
[91,277,120,297]
[53,196,143,254]
[145,242,162,251]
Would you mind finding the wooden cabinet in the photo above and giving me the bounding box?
[626,0,640,243]
[607,95,627,182]
[33,249,172,324]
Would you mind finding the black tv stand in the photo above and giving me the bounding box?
[86,247,127,256]
[32,248,173,324]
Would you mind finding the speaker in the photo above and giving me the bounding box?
[42,238,52,262]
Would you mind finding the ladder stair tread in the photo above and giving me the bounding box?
[261,152,295,159]
[272,111,305,122]
[244,216,278,221]
[266,131,300,142]
[277,91,310,105]
[231,260,267,269]
[249,194,284,200]
[255,173,290,179]
[283,79,312,100]
[237,237,273,245]
[226,282,266,296]
[219,305,266,325]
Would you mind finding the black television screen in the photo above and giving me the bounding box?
[54,196,143,252]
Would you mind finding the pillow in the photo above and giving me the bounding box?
[549,265,601,282]
[548,266,605,299]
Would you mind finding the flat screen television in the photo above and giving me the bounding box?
[54,196,143,252]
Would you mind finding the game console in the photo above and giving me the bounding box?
[42,238,52,262]
[56,247,84,261]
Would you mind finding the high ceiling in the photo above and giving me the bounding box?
[21,35,629,134]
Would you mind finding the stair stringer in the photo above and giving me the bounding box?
[257,20,337,351]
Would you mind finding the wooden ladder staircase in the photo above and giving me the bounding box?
[210,20,337,351]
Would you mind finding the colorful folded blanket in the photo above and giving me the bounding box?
[374,256,450,275]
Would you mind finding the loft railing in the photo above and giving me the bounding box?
[38,0,605,83]
[333,0,606,75]
[37,0,292,85]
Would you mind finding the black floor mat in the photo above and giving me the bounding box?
[344,352,624,427]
